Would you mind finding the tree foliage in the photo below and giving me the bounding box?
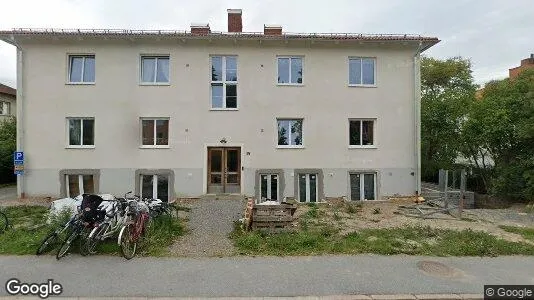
[420,56,477,181]
[461,70,534,200]
[0,117,16,183]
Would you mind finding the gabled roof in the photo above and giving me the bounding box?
[0,83,16,97]
[0,28,440,52]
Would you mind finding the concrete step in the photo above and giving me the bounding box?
[200,194,246,201]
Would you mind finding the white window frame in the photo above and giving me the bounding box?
[0,101,9,115]
[210,55,238,110]
[277,56,304,85]
[259,174,279,202]
[67,55,95,84]
[140,55,170,85]
[349,172,377,201]
[276,118,304,149]
[349,118,377,149]
[348,57,376,87]
[140,174,168,200]
[65,174,94,197]
[298,173,318,203]
[140,118,170,149]
[66,118,95,149]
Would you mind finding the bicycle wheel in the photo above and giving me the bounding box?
[78,227,92,256]
[36,231,59,255]
[85,223,108,255]
[119,224,137,260]
[56,230,79,260]
[0,212,7,234]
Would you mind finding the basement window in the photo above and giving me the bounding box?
[140,174,169,201]
[350,172,376,200]
[66,174,95,198]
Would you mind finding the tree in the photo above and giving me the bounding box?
[0,117,16,184]
[420,56,477,181]
[461,69,534,200]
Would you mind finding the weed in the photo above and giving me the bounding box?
[499,225,534,241]
[373,207,382,214]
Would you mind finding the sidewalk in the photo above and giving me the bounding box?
[1,255,532,297]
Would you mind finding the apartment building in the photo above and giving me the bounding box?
[0,9,439,202]
[0,83,16,121]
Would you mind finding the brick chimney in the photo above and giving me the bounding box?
[190,23,210,34]
[227,9,242,32]
[264,25,282,35]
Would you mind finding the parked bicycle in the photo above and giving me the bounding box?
[55,194,106,260]
[82,193,132,255]
[0,209,8,234]
[118,196,151,259]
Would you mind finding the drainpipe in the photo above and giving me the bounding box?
[7,35,24,198]
[413,41,423,195]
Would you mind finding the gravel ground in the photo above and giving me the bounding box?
[170,198,246,257]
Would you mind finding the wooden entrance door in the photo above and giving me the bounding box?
[207,147,241,194]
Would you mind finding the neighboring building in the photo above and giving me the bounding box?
[509,53,534,79]
[0,9,439,201]
[476,53,534,99]
[0,83,16,121]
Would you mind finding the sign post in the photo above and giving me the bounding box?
[13,151,24,175]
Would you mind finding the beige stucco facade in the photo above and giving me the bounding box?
[5,34,434,200]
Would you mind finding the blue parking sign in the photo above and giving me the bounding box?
[14,151,24,164]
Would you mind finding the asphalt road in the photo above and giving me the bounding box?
[1,255,533,297]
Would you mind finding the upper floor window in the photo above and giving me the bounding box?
[349,57,376,86]
[141,118,169,147]
[349,119,375,147]
[277,119,303,147]
[67,118,94,147]
[0,101,10,115]
[277,57,303,84]
[141,56,170,84]
[211,56,237,109]
[68,55,95,83]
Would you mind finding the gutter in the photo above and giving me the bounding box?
[4,35,24,198]
[414,41,423,195]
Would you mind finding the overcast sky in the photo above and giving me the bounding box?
[0,0,532,88]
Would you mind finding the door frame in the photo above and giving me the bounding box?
[203,143,244,194]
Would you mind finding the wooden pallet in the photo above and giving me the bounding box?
[251,203,296,233]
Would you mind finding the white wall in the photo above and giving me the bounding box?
[18,38,418,197]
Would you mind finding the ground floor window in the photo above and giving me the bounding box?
[140,174,169,201]
[260,174,279,201]
[350,173,376,200]
[66,174,94,198]
[298,173,318,202]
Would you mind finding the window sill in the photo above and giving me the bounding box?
[277,83,305,87]
[277,145,305,149]
[65,145,95,149]
[139,145,170,149]
[348,84,377,88]
[66,82,95,85]
[349,145,377,149]
[210,108,239,111]
[139,82,171,86]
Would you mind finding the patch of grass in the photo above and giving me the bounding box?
[0,183,16,189]
[0,205,185,256]
[345,202,362,214]
[231,225,534,256]
[333,211,342,221]
[499,225,534,241]
[0,206,52,254]
[525,203,534,214]
[306,205,319,219]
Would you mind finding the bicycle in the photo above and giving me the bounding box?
[55,194,106,260]
[36,212,79,255]
[82,194,132,255]
[0,209,8,234]
[118,198,150,259]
